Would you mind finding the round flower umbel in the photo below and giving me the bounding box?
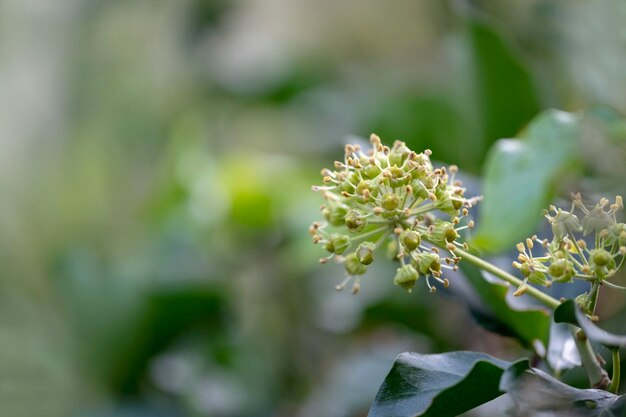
[309,135,478,294]
[513,194,626,313]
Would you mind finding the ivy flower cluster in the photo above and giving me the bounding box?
[513,194,626,312]
[309,135,478,294]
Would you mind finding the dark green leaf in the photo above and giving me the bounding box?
[501,359,626,416]
[365,95,469,169]
[368,351,510,417]
[461,262,551,348]
[457,9,541,158]
[472,110,582,252]
[554,300,626,349]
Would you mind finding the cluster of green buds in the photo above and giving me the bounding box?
[309,135,478,294]
[513,194,626,313]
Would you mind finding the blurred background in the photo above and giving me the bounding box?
[1,0,626,416]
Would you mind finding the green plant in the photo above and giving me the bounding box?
[310,123,626,415]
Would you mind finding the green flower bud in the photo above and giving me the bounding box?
[421,175,435,189]
[590,248,614,268]
[389,142,410,166]
[323,203,348,227]
[356,241,376,265]
[388,166,409,187]
[548,259,575,283]
[528,270,550,287]
[445,228,459,243]
[355,180,377,201]
[344,253,367,275]
[418,252,440,275]
[394,264,419,292]
[345,210,366,232]
[363,163,381,179]
[337,172,359,193]
[381,193,400,211]
[325,234,351,254]
[428,220,458,247]
[400,230,421,251]
[410,180,430,200]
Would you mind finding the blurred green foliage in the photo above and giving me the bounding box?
[0,0,625,416]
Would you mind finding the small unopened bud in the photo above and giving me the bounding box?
[528,270,550,287]
[325,234,351,254]
[381,193,400,211]
[418,252,440,275]
[356,242,376,265]
[344,253,367,276]
[394,264,419,292]
[400,230,421,251]
[590,248,613,268]
[549,259,574,283]
[345,210,366,231]
[445,228,459,243]
[323,204,348,226]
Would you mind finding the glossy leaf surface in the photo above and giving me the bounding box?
[473,110,581,252]
[501,359,626,416]
[368,351,509,417]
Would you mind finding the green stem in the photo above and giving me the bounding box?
[571,327,610,389]
[351,226,388,242]
[609,349,621,394]
[588,281,601,315]
[568,232,588,264]
[453,248,560,309]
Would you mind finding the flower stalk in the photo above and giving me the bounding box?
[609,348,621,394]
[452,247,560,309]
[572,327,611,389]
